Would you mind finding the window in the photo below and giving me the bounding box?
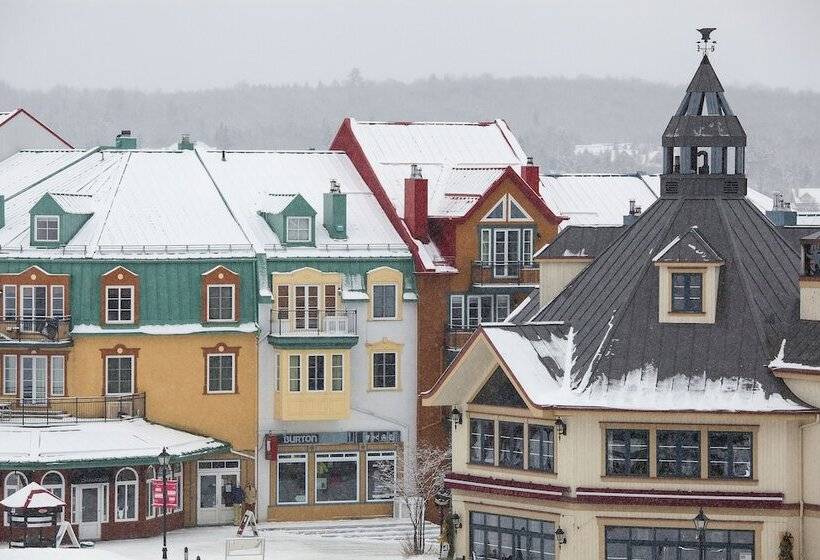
[171,463,183,513]
[50,355,65,396]
[522,229,534,265]
[449,295,465,329]
[372,285,397,319]
[470,512,555,560]
[34,216,59,242]
[606,429,649,476]
[672,272,703,312]
[331,354,343,391]
[2,355,16,395]
[145,466,156,518]
[106,286,134,323]
[509,198,529,220]
[277,285,289,319]
[277,453,307,505]
[3,285,17,320]
[485,200,505,220]
[366,451,395,502]
[286,216,312,243]
[207,285,235,322]
[106,356,134,395]
[498,421,524,469]
[528,425,554,472]
[115,468,138,521]
[480,229,492,264]
[4,472,27,526]
[470,419,495,465]
[42,471,64,522]
[709,431,752,479]
[372,352,397,389]
[324,284,336,315]
[315,452,358,503]
[207,354,235,393]
[288,355,301,392]
[605,526,754,560]
[51,286,65,318]
[308,355,325,391]
[495,295,510,322]
[657,430,700,478]
[466,295,494,328]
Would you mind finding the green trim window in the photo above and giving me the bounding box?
[286,216,312,243]
[528,425,554,472]
[331,354,343,391]
[308,354,325,391]
[207,354,235,394]
[372,352,396,389]
[606,429,649,476]
[372,285,397,319]
[207,285,235,322]
[657,430,700,478]
[708,431,752,479]
[470,512,556,560]
[498,421,524,469]
[288,355,301,392]
[672,272,703,312]
[106,356,134,396]
[34,216,59,242]
[605,526,754,560]
[470,418,495,465]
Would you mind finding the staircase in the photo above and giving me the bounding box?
[260,517,440,543]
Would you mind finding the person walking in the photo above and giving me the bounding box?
[230,483,245,526]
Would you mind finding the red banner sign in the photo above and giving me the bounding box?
[151,479,178,509]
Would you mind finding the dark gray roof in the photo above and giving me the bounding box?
[653,227,723,263]
[777,226,820,251]
[781,320,820,368]
[687,55,724,92]
[535,226,624,259]
[508,288,541,323]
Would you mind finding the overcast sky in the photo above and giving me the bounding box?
[2,0,818,92]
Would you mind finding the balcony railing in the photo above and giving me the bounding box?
[0,315,72,344]
[0,393,146,426]
[270,309,358,337]
[471,261,538,285]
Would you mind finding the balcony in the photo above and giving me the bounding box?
[0,316,73,346]
[268,309,358,349]
[471,261,539,286]
[0,393,146,426]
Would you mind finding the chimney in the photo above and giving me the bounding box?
[323,179,347,239]
[521,156,540,194]
[114,130,137,150]
[623,199,642,226]
[765,191,798,226]
[404,164,428,241]
[177,133,194,151]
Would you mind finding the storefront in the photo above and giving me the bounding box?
[265,430,400,521]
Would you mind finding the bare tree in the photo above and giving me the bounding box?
[372,444,452,556]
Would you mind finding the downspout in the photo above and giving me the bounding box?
[800,413,820,557]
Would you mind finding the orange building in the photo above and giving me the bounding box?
[332,119,564,449]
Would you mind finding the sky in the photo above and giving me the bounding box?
[2,0,818,92]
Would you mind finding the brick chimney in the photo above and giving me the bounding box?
[521,156,540,194]
[404,164,428,241]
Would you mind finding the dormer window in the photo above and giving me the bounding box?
[34,216,59,242]
[286,216,312,243]
[671,273,703,313]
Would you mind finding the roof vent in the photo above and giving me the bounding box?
[766,191,798,226]
[329,179,341,193]
[623,199,642,226]
[114,130,137,150]
[178,133,194,151]
[410,163,423,179]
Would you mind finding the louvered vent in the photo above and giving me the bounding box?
[664,181,679,195]
[723,181,739,195]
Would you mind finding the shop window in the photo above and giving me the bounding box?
[528,425,554,472]
[106,286,134,324]
[2,355,17,395]
[470,512,556,560]
[606,429,649,476]
[4,472,28,526]
[470,418,495,465]
[657,430,700,478]
[288,355,301,392]
[708,431,753,479]
[115,468,138,522]
[207,285,235,322]
[145,466,156,519]
[106,355,134,395]
[331,354,343,391]
[277,453,307,505]
[366,451,396,502]
[315,452,358,503]
[498,421,524,469]
[604,526,754,560]
[372,352,397,389]
[372,285,397,319]
[207,354,236,393]
[308,355,325,391]
[50,355,65,396]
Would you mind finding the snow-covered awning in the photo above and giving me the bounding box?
[1,482,65,510]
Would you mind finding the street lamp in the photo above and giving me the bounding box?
[158,447,171,560]
[692,508,709,560]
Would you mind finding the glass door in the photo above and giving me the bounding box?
[493,230,521,278]
[294,285,319,330]
[197,461,241,525]
[21,286,47,332]
[73,484,105,540]
[20,355,47,405]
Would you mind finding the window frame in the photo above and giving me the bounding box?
[114,467,139,522]
[498,421,525,470]
[656,429,701,478]
[3,472,28,526]
[470,511,556,560]
[206,353,236,394]
[708,430,753,480]
[288,354,301,392]
[277,453,308,506]
[671,272,703,313]
[50,355,65,397]
[604,525,755,560]
[286,216,312,243]
[372,284,398,319]
[495,294,511,322]
[331,353,344,392]
[105,355,135,396]
[527,424,555,473]
[307,354,325,392]
[314,452,359,504]
[206,284,236,323]
[605,429,650,477]
[372,351,397,390]
[449,295,465,330]
[145,466,156,519]
[366,450,396,502]
[469,418,495,466]
[105,285,135,324]
[3,284,17,320]
[2,354,17,395]
[34,215,60,242]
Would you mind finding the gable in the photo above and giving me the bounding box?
[471,367,528,408]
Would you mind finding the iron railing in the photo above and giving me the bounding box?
[470,261,538,285]
[0,316,72,343]
[0,393,146,426]
[270,309,357,337]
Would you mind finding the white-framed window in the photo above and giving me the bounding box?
[449,295,465,330]
[286,216,312,243]
[172,463,183,513]
[34,215,59,242]
[288,355,301,392]
[466,294,494,328]
[145,466,156,519]
[106,286,134,324]
[115,467,138,521]
[106,355,134,395]
[207,285,235,322]
[372,352,397,389]
[207,353,236,393]
[522,229,534,266]
[3,285,16,320]
[274,354,280,392]
[480,229,492,264]
[366,451,396,502]
[41,471,64,522]
[50,285,65,318]
[315,452,358,504]
[508,197,532,221]
[307,354,325,391]
[2,355,17,395]
[4,471,27,526]
[277,453,307,505]
[372,284,397,319]
[331,354,343,391]
[483,200,506,221]
[50,355,65,396]
[495,295,511,322]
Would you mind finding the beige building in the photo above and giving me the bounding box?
[424,33,820,560]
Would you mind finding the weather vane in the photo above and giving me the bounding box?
[697,27,717,55]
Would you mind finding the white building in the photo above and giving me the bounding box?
[0,108,72,161]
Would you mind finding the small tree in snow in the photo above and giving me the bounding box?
[371,444,452,556]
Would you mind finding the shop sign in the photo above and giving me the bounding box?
[152,479,178,509]
[274,430,401,446]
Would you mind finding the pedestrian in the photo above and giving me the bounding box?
[230,483,245,526]
[243,482,257,516]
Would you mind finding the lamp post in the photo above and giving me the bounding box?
[158,447,171,560]
[692,507,709,560]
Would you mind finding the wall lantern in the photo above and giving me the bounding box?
[555,417,567,436]
[450,407,463,426]
[555,526,567,545]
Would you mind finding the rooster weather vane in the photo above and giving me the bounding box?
[697,27,717,55]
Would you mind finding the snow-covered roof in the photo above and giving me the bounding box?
[0,149,91,197]
[197,149,410,258]
[0,418,229,469]
[47,192,95,214]
[1,482,65,509]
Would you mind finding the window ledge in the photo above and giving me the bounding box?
[601,475,758,484]
[667,311,706,316]
[466,463,558,478]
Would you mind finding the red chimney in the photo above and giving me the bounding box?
[521,156,540,194]
[404,164,429,241]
